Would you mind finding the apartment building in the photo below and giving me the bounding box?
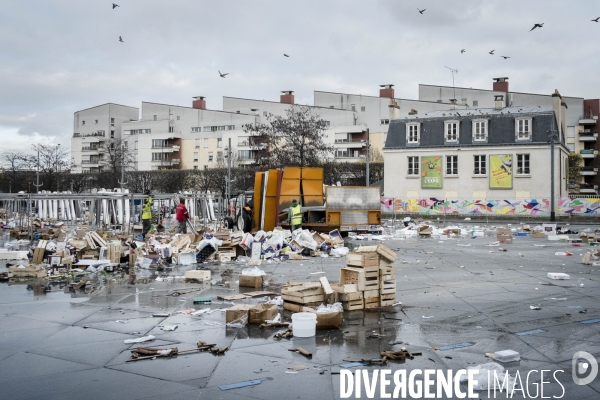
[383,93,570,200]
[418,77,599,195]
[71,103,139,173]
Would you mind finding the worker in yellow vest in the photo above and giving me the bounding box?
[142,189,153,239]
[288,198,302,231]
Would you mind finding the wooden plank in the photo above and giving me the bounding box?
[319,276,333,295]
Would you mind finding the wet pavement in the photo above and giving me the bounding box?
[1,225,600,399]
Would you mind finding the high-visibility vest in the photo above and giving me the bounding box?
[290,204,302,225]
[142,196,153,220]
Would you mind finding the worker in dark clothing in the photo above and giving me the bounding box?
[175,197,189,234]
[288,198,302,231]
[141,189,152,239]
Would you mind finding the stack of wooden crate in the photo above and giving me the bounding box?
[343,252,380,308]
[281,282,325,312]
[356,244,397,306]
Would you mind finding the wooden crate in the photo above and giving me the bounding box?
[364,297,380,309]
[284,300,322,312]
[346,252,379,268]
[340,267,366,290]
[364,276,379,291]
[355,243,397,262]
[380,292,396,306]
[379,267,396,281]
[342,298,364,311]
[32,240,47,264]
[380,280,396,295]
[281,282,325,304]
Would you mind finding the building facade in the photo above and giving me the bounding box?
[383,95,570,201]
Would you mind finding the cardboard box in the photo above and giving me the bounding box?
[303,307,344,329]
[497,228,513,244]
[226,304,253,323]
[248,303,278,324]
[184,269,211,282]
[418,225,432,237]
[531,231,546,238]
[239,275,264,288]
[346,252,379,267]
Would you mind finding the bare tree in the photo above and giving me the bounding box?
[98,138,136,175]
[0,151,29,192]
[29,144,70,192]
[244,105,334,168]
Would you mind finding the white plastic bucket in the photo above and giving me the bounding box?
[291,312,317,337]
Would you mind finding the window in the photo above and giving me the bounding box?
[195,139,200,148]
[152,139,167,148]
[408,156,419,176]
[192,127,202,132]
[323,121,330,126]
[361,106,366,112]
[567,143,575,153]
[96,130,105,136]
[474,155,486,175]
[208,152,214,162]
[263,111,267,117]
[193,152,198,162]
[238,137,249,146]
[329,106,334,109]
[461,98,467,106]
[217,126,225,131]
[176,115,180,120]
[217,151,223,160]
[203,138,209,148]
[193,166,198,170]
[130,129,151,134]
[152,153,165,161]
[473,100,478,107]
[516,118,531,140]
[335,150,348,158]
[94,119,98,124]
[380,119,390,125]
[445,121,459,142]
[516,154,530,175]
[407,124,419,143]
[153,115,157,121]
[351,104,356,111]
[473,120,487,141]
[226,125,235,130]
[446,155,458,176]
[111,117,115,126]
[82,120,85,125]
[124,141,128,148]
[238,150,252,160]
[111,130,114,138]
[217,138,223,148]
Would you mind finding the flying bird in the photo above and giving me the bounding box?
[119,36,123,42]
[530,23,544,31]
[218,70,229,78]
[501,56,511,59]
[592,17,600,22]
[461,49,466,54]
[112,3,119,9]
[489,50,495,55]
[417,8,426,14]
[283,54,289,57]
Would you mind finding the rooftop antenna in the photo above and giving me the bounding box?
[444,66,459,101]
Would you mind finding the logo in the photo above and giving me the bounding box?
[572,351,598,385]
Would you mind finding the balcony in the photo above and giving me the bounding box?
[151,158,179,166]
[334,138,367,148]
[81,160,101,167]
[579,115,598,125]
[580,184,598,194]
[81,146,100,153]
[579,132,598,142]
[580,149,598,158]
[151,144,181,152]
[581,167,598,176]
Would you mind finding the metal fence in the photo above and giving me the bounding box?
[380,197,600,217]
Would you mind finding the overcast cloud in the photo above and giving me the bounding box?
[1,0,599,154]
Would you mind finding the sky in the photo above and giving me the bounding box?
[1,0,600,156]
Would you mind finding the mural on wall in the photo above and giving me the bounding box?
[380,197,600,217]
[490,154,513,189]
[421,156,442,189]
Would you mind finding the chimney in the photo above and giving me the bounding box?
[493,77,509,92]
[388,100,400,120]
[494,95,504,110]
[280,91,295,104]
[408,109,418,115]
[380,84,395,99]
[449,99,457,110]
[192,96,206,110]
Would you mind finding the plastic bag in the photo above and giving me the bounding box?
[316,302,343,313]
[266,295,283,306]
[241,266,266,276]
[197,237,223,251]
[331,247,349,257]
[226,314,248,328]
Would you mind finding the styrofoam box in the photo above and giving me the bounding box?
[547,273,570,280]
[493,350,521,363]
